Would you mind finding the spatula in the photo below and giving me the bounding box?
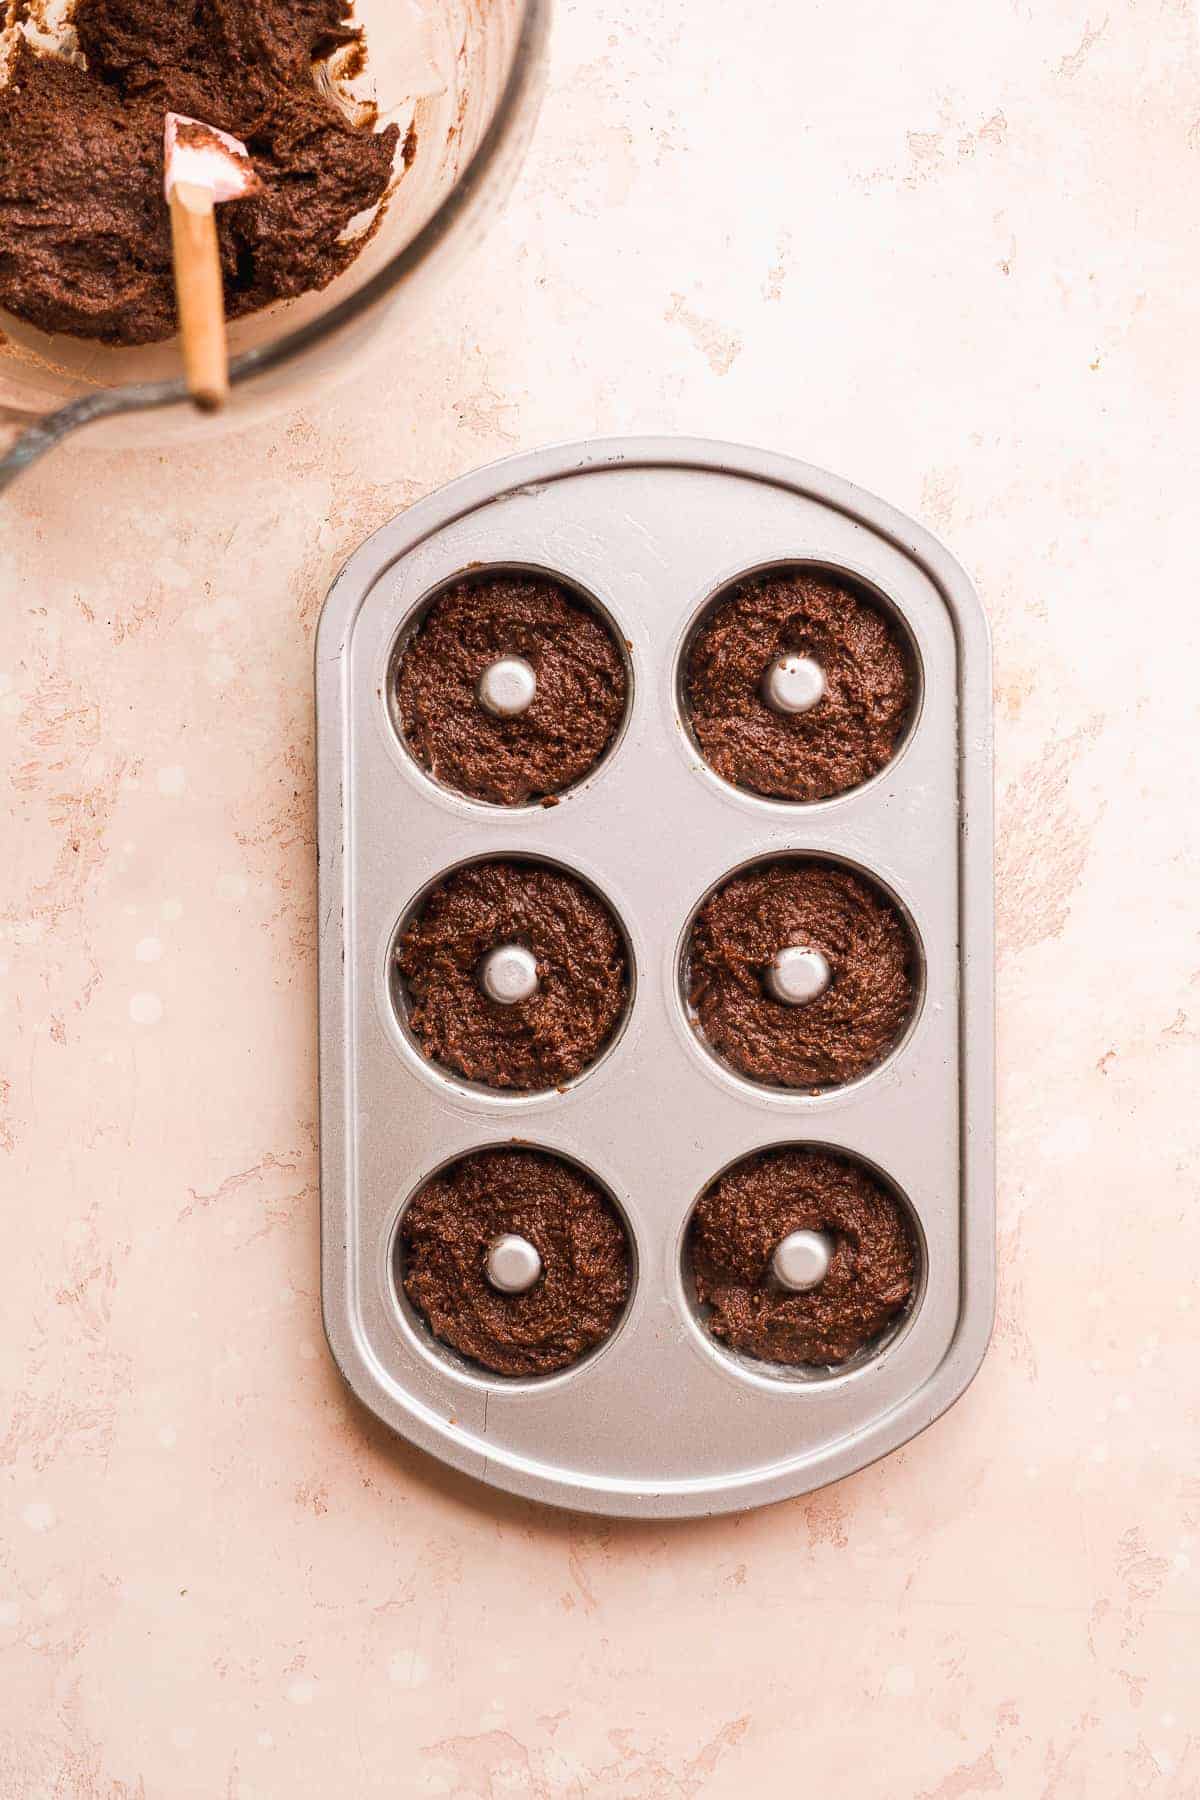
[163,112,261,412]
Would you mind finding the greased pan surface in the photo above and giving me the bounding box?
[316,437,994,1518]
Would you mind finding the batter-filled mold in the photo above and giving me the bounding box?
[685,1145,921,1376]
[681,564,919,802]
[397,1146,633,1378]
[393,856,632,1093]
[318,439,994,1517]
[393,568,630,806]
[683,855,921,1092]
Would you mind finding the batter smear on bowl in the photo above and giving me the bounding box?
[396,859,629,1091]
[689,1147,916,1367]
[0,0,399,345]
[687,858,916,1090]
[396,571,629,806]
[401,1147,631,1377]
[684,566,915,800]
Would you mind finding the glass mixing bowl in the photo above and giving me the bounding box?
[0,0,548,484]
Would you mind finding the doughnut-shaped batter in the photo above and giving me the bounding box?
[397,860,628,1091]
[397,573,628,805]
[687,859,916,1090]
[685,567,914,800]
[689,1148,916,1366]
[402,1148,631,1376]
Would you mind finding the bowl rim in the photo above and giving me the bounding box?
[225,0,550,393]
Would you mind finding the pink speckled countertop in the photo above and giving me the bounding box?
[2,1,1198,1794]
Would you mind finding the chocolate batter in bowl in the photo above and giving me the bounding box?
[683,855,921,1092]
[681,563,919,802]
[0,0,548,473]
[396,1145,634,1379]
[393,856,633,1094]
[685,1145,921,1375]
[0,2,402,347]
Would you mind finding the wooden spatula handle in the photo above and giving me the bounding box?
[168,179,228,412]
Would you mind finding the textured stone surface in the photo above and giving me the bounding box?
[1,0,1197,1792]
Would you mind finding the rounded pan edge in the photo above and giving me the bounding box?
[318,1286,995,1520]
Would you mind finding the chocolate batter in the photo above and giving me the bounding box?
[0,0,398,345]
[397,860,629,1091]
[401,1148,631,1377]
[689,1148,916,1366]
[687,858,916,1090]
[396,572,628,806]
[684,567,915,801]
